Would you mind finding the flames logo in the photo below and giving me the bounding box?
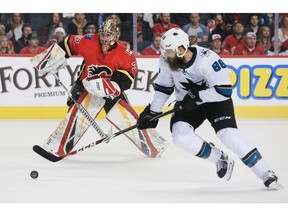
[87,65,113,80]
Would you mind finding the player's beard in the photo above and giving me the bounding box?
[167,56,186,71]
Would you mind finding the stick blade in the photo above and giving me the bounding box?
[33,145,63,162]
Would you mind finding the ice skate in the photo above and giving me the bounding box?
[262,170,283,190]
[216,153,234,181]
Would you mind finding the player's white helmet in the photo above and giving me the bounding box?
[160,28,189,58]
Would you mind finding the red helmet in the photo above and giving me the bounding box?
[98,19,119,53]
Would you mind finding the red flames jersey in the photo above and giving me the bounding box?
[211,48,230,56]
[152,23,180,36]
[141,46,161,56]
[222,34,245,53]
[62,34,137,81]
[233,44,265,55]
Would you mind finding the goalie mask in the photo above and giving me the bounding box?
[160,28,189,58]
[98,19,119,54]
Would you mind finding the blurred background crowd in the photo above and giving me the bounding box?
[0,13,288,56]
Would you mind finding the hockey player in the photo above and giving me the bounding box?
[32,19,167,160]
[137,28,282,189]
[59,19,136,111]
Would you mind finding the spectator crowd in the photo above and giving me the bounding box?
[1,13,288,56]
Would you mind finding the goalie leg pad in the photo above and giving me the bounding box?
[106,99,168,158]
[43,92,105,156]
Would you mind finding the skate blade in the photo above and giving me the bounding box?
[268,181,284,190]
[224,159,234,181]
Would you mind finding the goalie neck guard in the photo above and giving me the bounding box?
[98,19,119,54]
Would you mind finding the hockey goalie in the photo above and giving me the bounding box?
[31,19,168,161]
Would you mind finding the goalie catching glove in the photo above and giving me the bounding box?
[137,104,162,130]
[83,78,121,99]
[30,43,67,75]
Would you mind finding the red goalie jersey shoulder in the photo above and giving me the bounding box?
[64,34,138,80]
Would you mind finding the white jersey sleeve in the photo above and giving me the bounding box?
[150,56,174,113]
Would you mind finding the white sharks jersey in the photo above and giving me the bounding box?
[150,45,233,112]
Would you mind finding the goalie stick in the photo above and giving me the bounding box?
[33,106,179,162]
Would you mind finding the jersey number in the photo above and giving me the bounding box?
[212,59,227,72]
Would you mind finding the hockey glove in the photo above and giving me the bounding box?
[177,88,202,112]
[137,104,161,130]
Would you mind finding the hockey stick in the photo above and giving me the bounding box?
[33,106,179,162]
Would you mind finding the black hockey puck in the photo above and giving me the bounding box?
[30,170,39,179]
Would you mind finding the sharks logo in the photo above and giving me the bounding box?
[180,79,208,91]
[200,49,211,57]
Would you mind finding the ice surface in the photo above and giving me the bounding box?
[0,118,287,214]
